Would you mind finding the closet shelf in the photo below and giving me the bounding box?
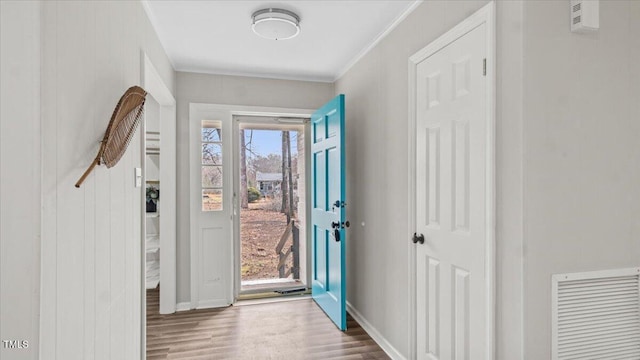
[146,278,159,290]
[146,235,159,253]
[144,125,162,291]
[146,262,160,273]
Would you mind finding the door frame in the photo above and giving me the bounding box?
[189,103,314,306]
[407,2,496,359]
[232,115,310,296]
[140,51,177,357]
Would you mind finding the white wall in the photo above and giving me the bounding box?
[522,1,640,358]
[38,1,175,359]
[334,1,526,358]
[175,72,334,303]
[0,1,42,359]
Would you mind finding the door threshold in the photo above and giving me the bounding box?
[240,278,305,294]
[236,290,311,306]
[238,286,310,299]
[241,278,300,286]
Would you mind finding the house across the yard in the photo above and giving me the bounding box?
[256,172,281,196]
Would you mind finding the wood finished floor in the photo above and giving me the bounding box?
[146,289,390,360]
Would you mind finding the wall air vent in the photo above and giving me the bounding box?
[571,0,599,33]
[552,268,640,360]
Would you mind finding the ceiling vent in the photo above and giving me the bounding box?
[552,268,640,360]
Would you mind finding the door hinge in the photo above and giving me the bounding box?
[483,58,487,76]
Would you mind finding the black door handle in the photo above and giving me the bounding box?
[412,233,425,244]
[332,222,341,241]
[332,221,350,228]
[332,221,350,241]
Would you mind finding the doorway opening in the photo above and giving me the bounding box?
[236,117,309,296]
[141,52,177,359]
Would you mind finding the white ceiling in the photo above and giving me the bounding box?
[142,1,420,82]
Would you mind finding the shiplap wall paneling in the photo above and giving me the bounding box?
[40,1,174,359]
[54,3,89,358]
[93,3,113,358]
[40,0,57,356]
[0,1,42,359]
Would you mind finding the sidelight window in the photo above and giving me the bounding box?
[202,120,223,211]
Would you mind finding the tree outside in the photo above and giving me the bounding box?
[240,129,301,283]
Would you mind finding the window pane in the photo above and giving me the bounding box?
[202,189,222,211]
[202,143,222,165]
[202,166,223,188]
[202,123,221,142]
[201,120,223,212]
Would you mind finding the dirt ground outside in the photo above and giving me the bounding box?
[240,198,292,281]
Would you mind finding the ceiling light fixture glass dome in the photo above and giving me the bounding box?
[252,8,300,40]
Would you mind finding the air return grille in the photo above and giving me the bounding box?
[552,268,640,360]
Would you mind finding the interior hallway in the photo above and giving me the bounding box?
[146,289,389,359]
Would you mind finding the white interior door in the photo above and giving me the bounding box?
[190,108,233,309]
[415,23,489,359]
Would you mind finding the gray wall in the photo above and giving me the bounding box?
[334,1,640,358]
[0,1,42,358]
[335,1,527,358]
[522,1,640,358]
[495,1,525,358]
[175,72,334,302]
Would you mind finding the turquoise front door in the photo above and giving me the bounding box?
[311,94,347,330]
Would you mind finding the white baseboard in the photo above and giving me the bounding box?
[178,300,229,311]
[346,301,406,360]
[175,302,191,312]
[196,299,230,309]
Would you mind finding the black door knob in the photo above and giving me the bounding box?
[412,233,425,244]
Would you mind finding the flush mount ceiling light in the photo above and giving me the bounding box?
[252,8,300,40]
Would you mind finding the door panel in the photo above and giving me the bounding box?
[416,24,487,360]
[190,115,232,309]
[311,94,346,330]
